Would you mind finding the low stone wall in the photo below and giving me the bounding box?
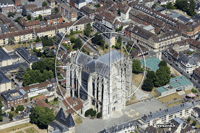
[0,118,30,130]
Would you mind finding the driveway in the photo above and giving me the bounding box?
[75,98,167,133]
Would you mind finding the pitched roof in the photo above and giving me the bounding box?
[32,6,51,12]
[59,3,76,13]
[141,102,197,123]
[131,25,155,40]
[44,14,62,21]
[23,4,37,10]
[0,48,11,61]
[18,18,40,27]
[0,69,10,84]
[81,6,94,14]
[20,81,49,92]
[62,97,83,114]
[55,108,75,128]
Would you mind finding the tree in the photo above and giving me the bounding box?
[27,14,31,20]
[73,38,82,50]
[117,9,121,15]
[154,66,170,87]
[16,105,24,111]
[117,36,121,45]
[15,17,21,22]
[54,8,59,14]
[142,78,154,91]
[16,66,26,80]
[84,23,92,37]
[11,107,14,111]
[8,12,15,17]
[70,37,76,43]
[9,113,13,120]
[193,121,197,126]
[159,61,167,67]
[166,2,176,9]
[187,117,191,122]
[92,32,104,47]
[42,1,47,7]
[97,112,102,118]
[36,36,40,42]
[22,7,27,16]
[188,0,195,16]
[85,108,93,117]
[38,15,43,21]
[41,37,53,47]
[8,37,15,45]
[30,106,55,128]
[45,99,48,103]
[115,43,121,49]
[91,110,96,117]
[70,29,73,35]
[54,97,58,102]
[132,59,143,74]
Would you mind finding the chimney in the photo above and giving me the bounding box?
[192,101,194,105]
[160,108,161,111]
[150,111,152,114]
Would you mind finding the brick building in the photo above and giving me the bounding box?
[13,0,21,6]
[1,89,28,108]
[18,18,43,29]
[44,14,63,25]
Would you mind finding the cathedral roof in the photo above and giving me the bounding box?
[76,50,121,77]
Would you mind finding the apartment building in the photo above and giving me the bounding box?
[69,0,86,9]
[31,6,51,18]
[47,0,55,9]
[44,14,63,25]
[0,48,12,67]
[80,6,95,19]
[140,101,197,128]
[18,18,44,30]
[0,70,11,92]
[130,26,182,52]
[0,18,92,46]
[1,89,28,108]
[58,3,77,22]
[0,0,15,13]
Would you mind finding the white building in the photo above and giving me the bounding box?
[65,49,132,119]
[178,52,200,74]
[139,101,197,128]
[31,6,51,18]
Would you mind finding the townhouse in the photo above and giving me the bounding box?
[1,89,28,108]
[0,18,93,46]
[31,6,51,18]
[58,3,77,22]
[44,14,63,25]
[23,4,37,11]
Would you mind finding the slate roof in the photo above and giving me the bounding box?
[49,120,69,133]
[141,102,197,123]
[44,14,62,21]
[0,69,10,84]
[0,48,11,61]
[0,62,28,73]
[1,89,26,101]
[80,6,94,14]
[0,24,10,33]
[76,50,121,77]
[72,0,85,4]
[0,0,14,4]
[93,22,113,39]
[178,52,200,65]
[55,108,75,128]
[131,26,155,40]
[15,47,39,64]
[177,16,190,23]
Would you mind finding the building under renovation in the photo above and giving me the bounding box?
[65,49,132,119]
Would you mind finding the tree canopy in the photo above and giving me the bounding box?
[23,59,55,86]
[41,37,54,47]
[30,106,55,129]
[27,15,31,20]
[154,66,170,87]
[142,78,154,91]
[175,0,196,16]
[72,38,82,50]
[158,60,167,67]
[16,105,24,111]
[16,66,27,80]
[84,23,92,37]
[92,32,104,48]
[42,1,47,7]
[132,59,143,74]
[22,7,27,16]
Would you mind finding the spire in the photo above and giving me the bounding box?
[66,113,75,128]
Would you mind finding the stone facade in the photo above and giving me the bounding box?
[65,50,132,119]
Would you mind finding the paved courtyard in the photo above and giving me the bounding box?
[75,98,167,133]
